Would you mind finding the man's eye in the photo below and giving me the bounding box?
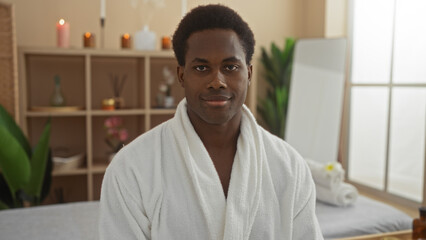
[224,65,238,71]
[194,65,208,72]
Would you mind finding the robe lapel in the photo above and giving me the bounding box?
[223,106,263,240]
[171,100,227,240]
[171,100,263,240]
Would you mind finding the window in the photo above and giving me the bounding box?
[347,0,426,203]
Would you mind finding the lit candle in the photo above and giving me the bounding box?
[121,33,131,49]
[83,32,95,48]
[56,19,70,48]
[100,0,106,19]
[162,36,171,50]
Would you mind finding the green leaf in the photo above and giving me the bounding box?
[264,99,277,132]
[0,105,31,157]
[258,37,296,138]
[0,126,31,201]
[24,121,51,204]
[40,149,53,203]
[271,43,284,68]
[0,173,14,208]
[260,48,273,71]
[282,38,296,64]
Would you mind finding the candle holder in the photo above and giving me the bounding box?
[102,98,115,111]
[162,36,171,50]
[83,32,95,48]
[121,34,131,49]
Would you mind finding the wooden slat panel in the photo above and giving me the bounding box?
[0,3,18,120]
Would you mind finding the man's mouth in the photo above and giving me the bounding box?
[202,95,231,107]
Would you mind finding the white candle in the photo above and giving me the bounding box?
[100,0,106,18]
[56,19,70,48]
[181,0,187,17]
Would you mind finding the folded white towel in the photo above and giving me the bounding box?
[305,158,344,190]
[316,182,359,207]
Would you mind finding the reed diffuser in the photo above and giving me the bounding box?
[109,73,127,109]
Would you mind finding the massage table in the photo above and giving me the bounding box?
[0,196,412,240]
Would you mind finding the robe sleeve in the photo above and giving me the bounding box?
[99,164,151,240]
[292,160,324,239]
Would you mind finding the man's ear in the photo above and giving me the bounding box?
[177,66,185,87]
[248,64,253,86]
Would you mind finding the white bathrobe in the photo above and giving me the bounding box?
[99,99,323,240]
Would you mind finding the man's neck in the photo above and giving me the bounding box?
[187,111,241,151]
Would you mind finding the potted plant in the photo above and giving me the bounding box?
[0,105,52,209]
[257,38,296,139]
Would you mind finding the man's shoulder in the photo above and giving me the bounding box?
[258,126,293,153]
[128,121,168,148]
[107,120,171,173]
[258,126,307,171]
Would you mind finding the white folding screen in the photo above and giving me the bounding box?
[285,38,346,164]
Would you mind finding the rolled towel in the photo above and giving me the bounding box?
[316,182,359,207]
[305,158,344,190]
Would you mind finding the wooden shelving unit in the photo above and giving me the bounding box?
[17,47,184,203]
[18,47,257,204]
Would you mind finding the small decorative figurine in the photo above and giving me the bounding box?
[50,75,66,106]
[157,66,175,108]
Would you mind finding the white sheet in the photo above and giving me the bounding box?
[0,201,99,240]
[0,196,412,240]
[316,195,412,239]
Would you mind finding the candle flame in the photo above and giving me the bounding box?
[123,33,130,39]
[59,19,65,25]
[85,32,91,38]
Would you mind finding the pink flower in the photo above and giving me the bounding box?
[111,117,122,127]
[107,128,117,136]
[104,116,128,153]
[104,117,114,128]
[119,129,128,141]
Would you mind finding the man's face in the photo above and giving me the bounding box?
[177,29,252,126]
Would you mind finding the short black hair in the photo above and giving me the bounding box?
[172,4,255,66]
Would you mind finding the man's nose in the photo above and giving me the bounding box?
[207,70,227,89]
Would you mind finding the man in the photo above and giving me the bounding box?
[99,4,323,239]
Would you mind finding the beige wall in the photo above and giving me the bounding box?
[5,0,301,53]
[297,0,326,38]
[325,0,347,38]
[3,0,346,103]
[296,0,347,38]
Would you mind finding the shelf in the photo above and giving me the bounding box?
[52,167,88,176]
[26,108,175,116]
[91,109,146,116]
[26,110,86,117]
[92,164,109,174]
[18,47,183,203]
[19,46,175,58]
[31,106,84,112]
[150,108,176,114]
